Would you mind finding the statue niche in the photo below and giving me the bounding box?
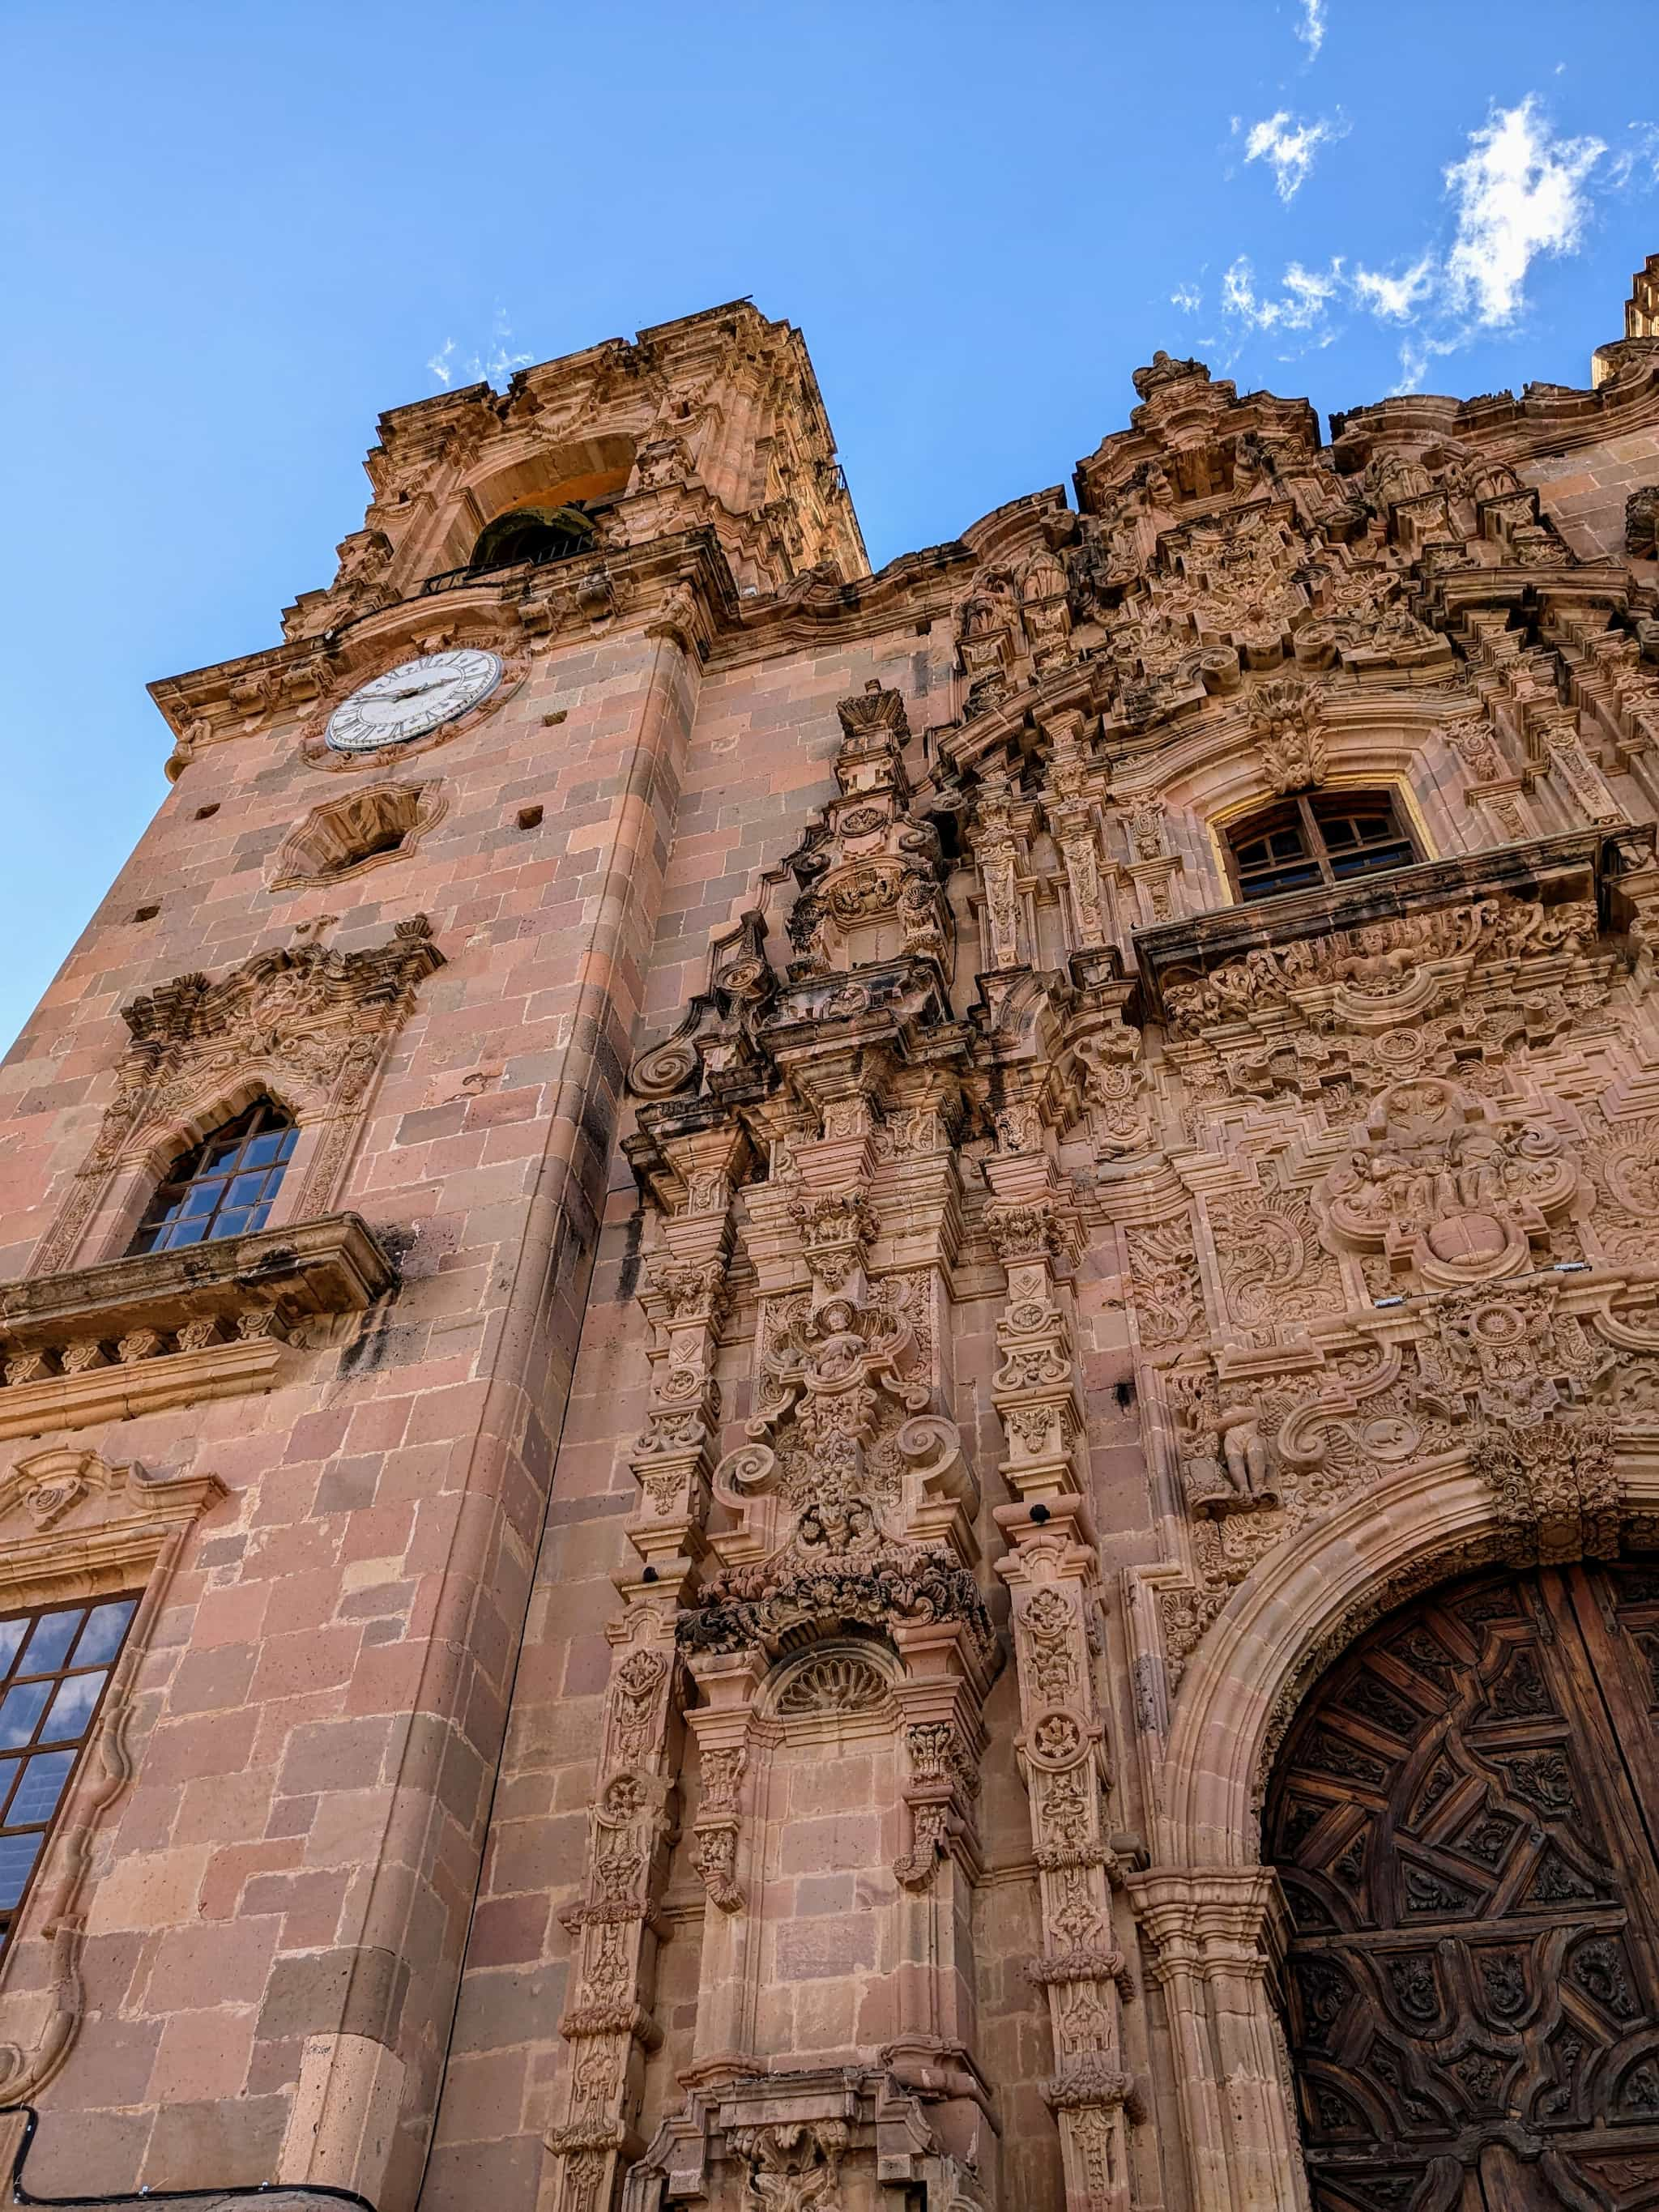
[783,683,953,981]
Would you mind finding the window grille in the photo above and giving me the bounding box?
[126,1100,297,1256]
[0,1594,139,1949]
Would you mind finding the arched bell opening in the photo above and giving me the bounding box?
[467,501,598,573]
[1265,1558,1659,2210]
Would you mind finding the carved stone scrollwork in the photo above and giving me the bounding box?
[32,918,444,1279]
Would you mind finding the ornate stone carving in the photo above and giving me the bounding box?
[1159,888,1598,1038]
[1248,676,1326,792]
[32,919,443,1277]
[1629,484,1659,560]
[269,780,447,889]
[727,2120,847,2212]
[1318,1076,1574,1287]
[1124,1217,1203,1357]
[1168,1369,1277,1516]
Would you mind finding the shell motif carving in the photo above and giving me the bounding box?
[774,1652,891,1718]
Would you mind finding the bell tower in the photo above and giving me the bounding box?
[0,301,866,2212]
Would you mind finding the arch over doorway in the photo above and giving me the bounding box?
[1267,1558,1659,2209]
[1125,1451,1659,2212]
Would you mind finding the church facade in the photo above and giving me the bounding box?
[3,264,1659,2212]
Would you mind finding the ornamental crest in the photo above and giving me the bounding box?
[1318,1076,1575,1286]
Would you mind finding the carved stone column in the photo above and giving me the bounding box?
[681,1643,767,2073]
[545,1605,680,2212]
[628,1123,746,1567]
[1115,795,1182,927]
[973,769,1031,972]
[984,1171,1137,2212]
[1126,1869,1307,2212]
[1040,710,1115,953]
[545,1129,746,2212]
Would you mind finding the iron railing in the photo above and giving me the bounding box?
[418,539,595,598]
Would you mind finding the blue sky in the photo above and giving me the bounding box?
[2,0,1657,1055]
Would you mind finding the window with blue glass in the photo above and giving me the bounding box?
[126,1099,297,1256]
[0,1594,138,1947]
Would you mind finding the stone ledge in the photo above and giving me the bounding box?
[1132,827,1647,1019]
[0,1214,395,1437]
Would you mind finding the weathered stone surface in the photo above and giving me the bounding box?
[8,267,1659,2212]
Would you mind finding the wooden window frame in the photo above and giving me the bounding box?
[1223,788,1418,904]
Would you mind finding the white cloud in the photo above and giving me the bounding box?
[1350,254,1437,322]
[1243,109,1346,203]
[1295,0,1326,59]
[1443,96,1606,325]
[480,306,535,386]
[1609,121,1659,190]
[425,309,535,391]
[1222,255,1344,336]
[1390,331,1463,394]
[1171,280,1203,313]
[1212,92,1659,387]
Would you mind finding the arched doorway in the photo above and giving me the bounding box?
[1265,1562,1659,2210]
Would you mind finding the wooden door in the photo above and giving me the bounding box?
[1265,1562,1659,2211]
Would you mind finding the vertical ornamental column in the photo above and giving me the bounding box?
[544,1611,678,2212]
[1039,710,1115,953]
[985,1174,1137,2212]
[544,1129,746,2212]
[1126,1871,1307,2212]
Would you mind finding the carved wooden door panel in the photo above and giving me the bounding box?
[1265,1563,1659,2212]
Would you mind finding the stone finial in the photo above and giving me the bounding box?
[1131,351,1210,401]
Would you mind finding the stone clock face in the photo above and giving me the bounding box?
[324,648,503,752]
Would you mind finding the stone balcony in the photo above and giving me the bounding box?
[0,1213,395,1439]
[1131,827,1652,1025]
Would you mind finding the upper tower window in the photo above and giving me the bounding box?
[467,504,596,573]
[126,1100,297,1255]
[1226,791,1418,903]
